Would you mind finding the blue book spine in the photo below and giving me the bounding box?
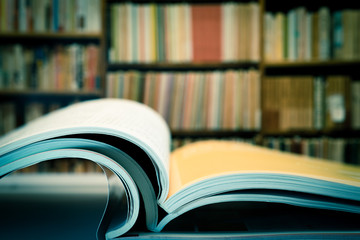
[52,0,59,32]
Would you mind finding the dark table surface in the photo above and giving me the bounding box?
[1,173,360,240]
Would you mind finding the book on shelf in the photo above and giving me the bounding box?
[0,43,100,91]
[318,7,331,60]
[262,137,360,165]
[325,75,351,129]
[0,0,101,33]
[313,76,325,130]
[1,98,360,239]
[108,2,259,63]
[263,75,354,131]
[0,102,16,135]
[191,4,221,62]
[106,69,261,131]
[352,81,360,129]
[264,6,360,61]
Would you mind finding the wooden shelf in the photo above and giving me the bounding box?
[264,60,360,68]
[107,0,244,4]
[264,60,360,75]
[0,32,102,42]
[108,61,260,71]
[261,129,360,138]
[0,90,102,101]
[171,130,260,138]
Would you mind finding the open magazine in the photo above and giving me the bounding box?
[1,99,360,239]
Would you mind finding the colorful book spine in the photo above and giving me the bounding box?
[106,70,261,131]
[109,2,260,63]
[0,44,100,91]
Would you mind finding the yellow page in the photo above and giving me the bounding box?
[167,140,360,198]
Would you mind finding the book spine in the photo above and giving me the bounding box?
[6,0,15,31]
[51,0,58,32]
[305,12,313,60]
[275,13,284,61]
[0,103,16,134]
[75,0,86,32]
[18,0,27,32]
[0,0,6,31]
[13,44,26,90]
[296,7,306,60]
[250,2,260,61]
[318,7,331,60]
[287,9,296,61]
[352,81,360,129]
[333,11,344,59]
[264,12,274,61]
[313,76,325,130]
[108,2,259,63]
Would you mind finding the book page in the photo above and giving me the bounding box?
[167,140,360,198]
[0,99,171,201]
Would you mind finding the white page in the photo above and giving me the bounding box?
[0,99,171,202]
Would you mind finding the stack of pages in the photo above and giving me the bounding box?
[1,99,360,240]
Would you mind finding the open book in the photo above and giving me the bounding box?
[1,99,360,239]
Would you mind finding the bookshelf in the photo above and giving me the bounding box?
[0,32,103,40]
[105,0,262,141]
[0,0,359,168]
[0,0,105,135]
[261,0,360,164]
[107,62,259,71]
[265,60,360,67]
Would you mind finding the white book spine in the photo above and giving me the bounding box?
[221,3,231,61]
[250,2,260,61]
[184,4,192,62]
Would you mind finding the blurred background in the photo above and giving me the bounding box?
[1,0,360,173]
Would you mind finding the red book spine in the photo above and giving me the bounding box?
[191,4,222,62]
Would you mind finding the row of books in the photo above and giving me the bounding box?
[106,69,261,130]
[263,137,360,165]
[109,2,260,63]
[0,0,101,33]
[263,76,360,131]
[0,44,100,91]
[264,7,360,61]
[0,103,16,135]
[0,101,64,135]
